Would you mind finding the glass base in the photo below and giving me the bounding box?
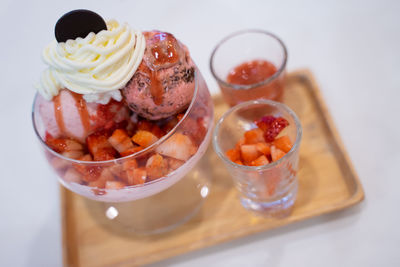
[240,181,298,218]
[83,154,213,235]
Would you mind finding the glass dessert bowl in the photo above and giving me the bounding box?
[32,10,214,234]
[33,69,213,233]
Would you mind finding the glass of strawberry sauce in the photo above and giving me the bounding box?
[210,29,287,107]
[213,99,302,217]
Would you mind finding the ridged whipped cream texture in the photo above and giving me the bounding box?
[36,20,146,104]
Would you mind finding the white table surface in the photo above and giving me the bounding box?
[1,0,399,266]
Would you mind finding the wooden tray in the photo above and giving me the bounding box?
[61,69,364,267]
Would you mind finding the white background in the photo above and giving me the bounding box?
[1,0,399,266]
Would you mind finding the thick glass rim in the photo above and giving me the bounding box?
[212,99,302,171]
[209,29,288,90]
[32,69,200,165]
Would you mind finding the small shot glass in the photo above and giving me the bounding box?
[210,29,287,107]
[212,99,302,217]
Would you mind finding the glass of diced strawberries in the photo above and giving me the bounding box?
[32,71,214,233]
[213,99,302,217]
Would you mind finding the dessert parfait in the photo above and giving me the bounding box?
[32,10,214,204]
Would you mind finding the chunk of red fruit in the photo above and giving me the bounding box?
[263,117,289,142]
[256,116,289,142]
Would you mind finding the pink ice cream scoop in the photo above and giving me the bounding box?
[35,89,130,142]
[122,31,195,120]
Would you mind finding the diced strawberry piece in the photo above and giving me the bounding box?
[240,144,262,163]
[244,128,265,144]
[50,157,70,171]
[255,116,276,132]
[102,120,128,134]
[82,166,103,182]
[271,145,286,162]
[234,160,244,165]
[255,142,271,156]
[273,135,292,153]
[166,157,184,172]
[131,130,159,148]
[176,113,185,121]
[122,159,138,171]
[73,160,102,182]
[119,146,143,157]
[88,168,115,188]
[250,155,269,166]
[105,181,126,189]
[256,121,269,133]
[226,148,241,162]
[46,137,83,154]
[162,116,179,133]
[256,116,276,126]
[156,133,197,161]
[235,137,246,150]
[176,116,200,143]
[189,117,207,145]
[108,164,127,182]
[126,120,137,136]
[118,159,140,185]
[61,150,84,159]
[108,129,134,153]
[263,117,289,142]
[86,132,110,154]
[63,168,82,184]
[86,131,117,161]
[78,154,93,161]
[93,149,117,161]
[151,124,166,138]
[100,168,115,181]
[93,99,127,127]
[137,120,153,132]
[146,154,168,181]
[126,167,147,185]
[255,116,290,142]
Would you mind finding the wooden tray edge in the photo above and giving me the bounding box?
[289,68,365,206]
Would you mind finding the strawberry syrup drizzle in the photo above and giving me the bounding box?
[53,90,90,139]
[144,32,180,105]
[71,92,91,134]
[138,63,164,105]
[53,94,67,136]
[150,71,163,105]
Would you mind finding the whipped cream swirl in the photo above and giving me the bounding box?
[37,20,146,104]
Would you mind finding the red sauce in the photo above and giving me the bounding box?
[150,32,180,66]
[53,94,66,136]
[150,71,163,105]
[221,59,285,106]
[227,60,277,85]
[70,92,91,134]
[142,32,182,105]
[138,63,163,105]
[53,90,91,139]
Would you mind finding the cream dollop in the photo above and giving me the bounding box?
[36,20,146,103]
